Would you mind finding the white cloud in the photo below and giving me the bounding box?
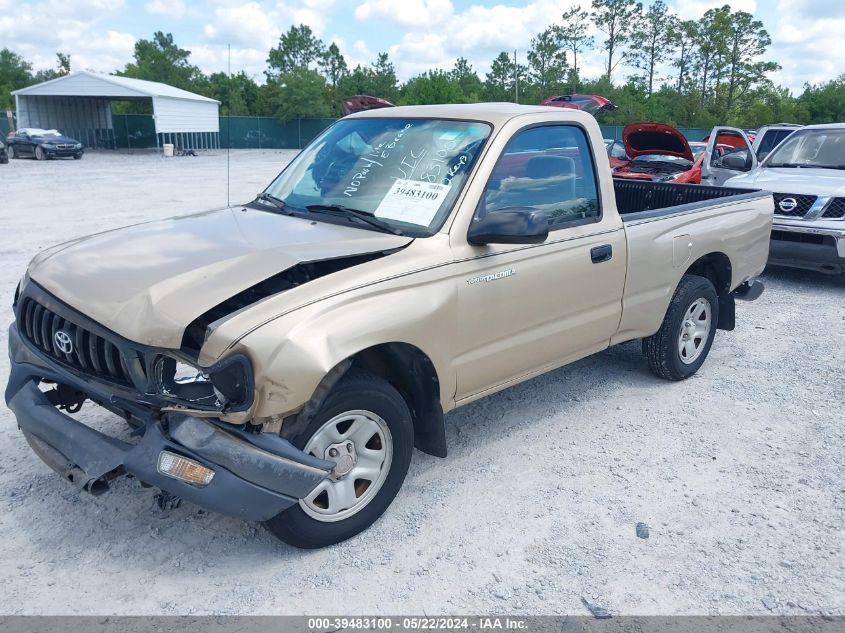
[769,0,845,92]
[145,0,187,18]
[0,0,130,73]
[203,2,280,50]
[355,0,454,27]
[672,0,756,20]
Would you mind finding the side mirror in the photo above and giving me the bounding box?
[468,209,549,245]
[720,152,751,171]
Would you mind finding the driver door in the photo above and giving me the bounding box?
[701,126,757,186]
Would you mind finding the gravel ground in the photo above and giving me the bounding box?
[0,150,842,616]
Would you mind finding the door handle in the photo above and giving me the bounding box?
[591,244,613,264]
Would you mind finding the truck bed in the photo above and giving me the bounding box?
[614,179,765,221]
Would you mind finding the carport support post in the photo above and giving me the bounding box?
[155,132,159,154]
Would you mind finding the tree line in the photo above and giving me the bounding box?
[1,0,844,128]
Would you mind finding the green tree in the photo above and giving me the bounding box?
[721,11,779,118]
[796,75,845,124]
[691,7,731,109]
[335,53,398,102]
[556,5,594,92]
[0,48,33,109]
[264,68,331,121]
[628,0,670,96]
[400,69,466,104]
[667,17,697,93]
[120,32,203,91]
[483,51,526,102]
[320,42,348,88]
[370,52,399,101]
[591,0,641,81]
[449,57,483,100]
[266,25,325,78]
[205,71,260,115]
[33,52,71,83]
[526,28,568,102]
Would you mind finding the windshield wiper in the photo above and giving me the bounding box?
[305,204,403,235]
[254,192,293,215]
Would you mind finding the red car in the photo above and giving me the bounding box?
[341,95,395,116]
[541,94,618,116]
[612,123,729,184]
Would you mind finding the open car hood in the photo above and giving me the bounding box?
[541,94,617,116]
[341,95,395,116]
[623,122,694,161]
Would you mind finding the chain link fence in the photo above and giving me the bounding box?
[1,113,714,150]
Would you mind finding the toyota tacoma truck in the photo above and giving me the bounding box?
[6,104,772,548]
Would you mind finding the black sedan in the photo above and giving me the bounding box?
[6,128,83,160]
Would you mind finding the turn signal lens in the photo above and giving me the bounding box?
[157,451,215,486]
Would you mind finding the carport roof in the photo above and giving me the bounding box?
[12,70,220,104]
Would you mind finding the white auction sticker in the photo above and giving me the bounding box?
[374,179,451,226]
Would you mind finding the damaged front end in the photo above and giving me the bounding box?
[5,279,335,520]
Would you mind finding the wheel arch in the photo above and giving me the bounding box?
[682,252,735,330]
[283,342,447,458]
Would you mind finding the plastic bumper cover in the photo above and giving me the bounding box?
[5,324,333,521]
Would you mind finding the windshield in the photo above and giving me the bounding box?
[264,118,491,235]
[765,128,845,169]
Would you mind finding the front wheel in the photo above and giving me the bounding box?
[7,145,15,160]
[73,153,82,160]
[35,146,46,160]
[264,368,413,548]
[643,274,719,381]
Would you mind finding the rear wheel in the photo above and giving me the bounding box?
[264,368,413,548]
[35,146,46,161]
[643,274,718,381]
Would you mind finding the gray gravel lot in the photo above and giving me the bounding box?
[0,150,843,616]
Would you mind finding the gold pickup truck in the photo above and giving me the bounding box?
[6,104,773,548]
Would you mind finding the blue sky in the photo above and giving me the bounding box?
[1,0,843,93]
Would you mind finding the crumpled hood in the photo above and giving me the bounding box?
[623,122,694,161]
[29,207,412,348]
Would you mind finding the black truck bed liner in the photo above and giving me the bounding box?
[615,179,766,221]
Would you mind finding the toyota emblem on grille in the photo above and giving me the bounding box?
[54,330,73,354]
[778,197,798,212]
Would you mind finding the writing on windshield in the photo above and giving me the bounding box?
[265,118,491,235]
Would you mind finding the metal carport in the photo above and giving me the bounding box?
[12,71,220,151]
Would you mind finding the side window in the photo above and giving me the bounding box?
[479,125,600,230]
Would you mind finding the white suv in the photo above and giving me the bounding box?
[724,123,845,275]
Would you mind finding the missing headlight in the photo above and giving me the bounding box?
[154,354,253,411]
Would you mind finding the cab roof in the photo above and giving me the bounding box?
[346,102,589,127]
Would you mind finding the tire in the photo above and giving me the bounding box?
[73,153,82,160]
[264,368,414,548]
[35,146,46,161]
[642,274,719,381]
[7,145,15,160]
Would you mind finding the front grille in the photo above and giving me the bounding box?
[822,198,845,219]
[770,230,826,245]
[56,143,74,149]
[19,297,133,386]
[772,193,816,217]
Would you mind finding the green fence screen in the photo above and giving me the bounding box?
[1,113,715,150]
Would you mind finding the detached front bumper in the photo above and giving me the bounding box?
[5,323,333,521]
